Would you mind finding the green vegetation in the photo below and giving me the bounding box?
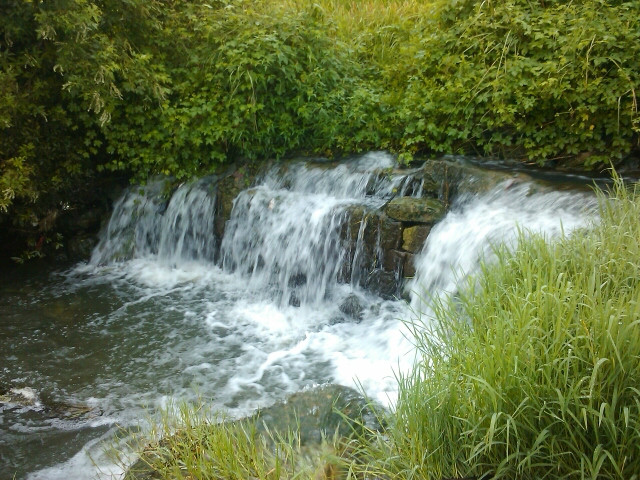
[344,177,640,479]
[119,401,345,480]
[1,0,639,256]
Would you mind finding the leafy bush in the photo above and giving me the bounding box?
[347,178,640,479]
[0,0,174,255]
[102,1,376,179]
[393,0,640,166]
[2,0,640,258]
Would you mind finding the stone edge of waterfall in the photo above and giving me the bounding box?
[86,156,597,302]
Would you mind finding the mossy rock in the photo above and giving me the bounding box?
[253,384,381,445]
[402,225,431,253]
[385,197,445,224]
[125,385,382,480]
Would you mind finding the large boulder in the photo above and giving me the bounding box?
[253,384,382,445]
[124,384,383,480]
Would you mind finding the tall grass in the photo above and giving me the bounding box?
[120,400,346,480]
[256,0,438,65]
[346,178,640,479]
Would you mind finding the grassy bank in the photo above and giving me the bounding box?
[119,401,347,480]
[121,179,640,479]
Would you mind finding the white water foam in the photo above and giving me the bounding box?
[220,152,423,306]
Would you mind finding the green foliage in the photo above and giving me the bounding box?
[0,0,173,253]
[101,1,385,180]
[393,0,640,166]
[347,178,640,479]
[2,0,639,258]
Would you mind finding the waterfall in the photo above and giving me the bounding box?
[9,153,603,480]
[90,177,218,265]
[88,155,599,311]
[220,152,421,306]
[91,151,424,305]
[408,179,598,313]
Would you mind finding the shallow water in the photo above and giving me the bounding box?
[0,154,599,479]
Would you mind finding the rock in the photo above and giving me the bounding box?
[338,294,364,321]
[125,385,383,480]
[381,249,406,275]
[421,159,466,204]
[215,162,263,240]
[289,292,301,307]
[377,214,402,251]
[363,270,399,299]
[65,235,99,261]
[0,387,40,408]
[385,197,445,224]
[288,273,307,288]
[0,386,100,420]
[401,225,431,253]
[403,253,416,278]
[253,384,382,446]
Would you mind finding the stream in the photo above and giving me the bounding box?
[0,153,599,479]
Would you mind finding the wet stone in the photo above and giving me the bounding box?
[381,249,405,274]
[385,197,445,224]
[252,384,382,445]
[338,294,364,322]
[66,235,99,261]
[289,292,301,307]
[378,214,402,251]
[125,385,384,480]
[402,225,431,253]
[0,386,100,420]
[403,253,416,278]
[364,270,399,299]
[288,272,307,288]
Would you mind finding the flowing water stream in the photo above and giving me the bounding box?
[0,153,598,479]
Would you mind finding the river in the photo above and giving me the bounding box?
[0,153,598,479]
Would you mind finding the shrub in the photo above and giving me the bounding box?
[393,0,640,167]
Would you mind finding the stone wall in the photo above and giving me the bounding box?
[212,158,514,299]
[335,159,511,298]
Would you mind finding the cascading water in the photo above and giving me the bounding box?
[408,179,598,312]
[0,153,600,480]
[90,176,218,266]
[220,153,421,306]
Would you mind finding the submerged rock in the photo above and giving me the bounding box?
[289,291,301,307]
[125,384,383,480]
[338,294,364,322]
[0,386,99,420]
[253,384,382,445]
[0,387,40,408]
